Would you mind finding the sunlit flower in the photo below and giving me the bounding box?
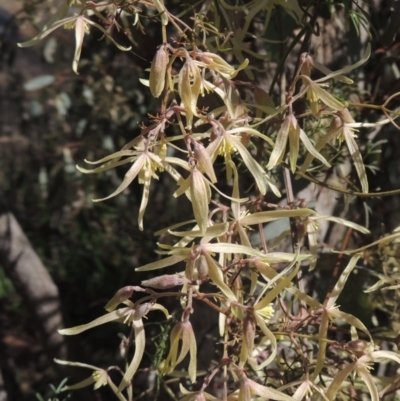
[267,113,331,172]
[299,109,369,193]
[77,140,179,230]
[173,166,211,234]
[324,350,400,401]
[58,294,170,392]
[196,52,249,79]
[206,120,279,195]
[179,57,202,128]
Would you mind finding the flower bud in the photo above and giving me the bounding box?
[190,167,211,234]
[192,140,217,183]
[133,302,152,320]
[149,46,168,98]
[141,274,189,289]
[196,255,208,280]
[337,107,355,124]
[104,286,135,312]
[345,340,374,356]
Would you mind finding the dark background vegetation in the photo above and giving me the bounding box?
[0,0,400,400]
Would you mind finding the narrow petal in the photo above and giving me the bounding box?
[138,173,151,231]
[18,16,77,48]
[266,116,290,170]
[65,376,96,390]
[312,216,369,234]
[93,154,147,202]
[77,157,137,174]
[54,358,100,371]
[73,16,86,74]
[312,310,329,379]
[190,168,210,234]
[253,316,277,370]
[187,324,197,383]
[315,44,371,84]
[298,126,331,168]
[228,135,267,194]
[249,379,295,401]
[205,243,264,258]
[203,252,237,300]
[343,127,368,193]
[325,362,355,401]
[59,308,129,335]
[284,116,299,172]
[169,222,229,238]
[119,318,146,391]
[240,208,315,226]
[357,366,379,401]
[135,254,187,272]
[192,140,217,183]
[255,258,300,310]
[328,254,361,307]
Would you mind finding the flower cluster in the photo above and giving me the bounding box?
[18,1,400,401]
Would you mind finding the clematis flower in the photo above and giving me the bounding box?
[324,349,400,401]
[179,57,202,129]
[18,12,131,74]
[267,113,331,172]
[173,166,211,234]
[77,140,181,230]
[288,254,372,381]
[241,256,301,370]
[206,120,279,196]
[58,291,170,392]
[196,52,249,79]
[299,109,369,193]
[158,320,197,383]
[54,360,119,394]
[298,44,370,114]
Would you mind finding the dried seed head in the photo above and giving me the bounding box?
[149,46,168,98]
